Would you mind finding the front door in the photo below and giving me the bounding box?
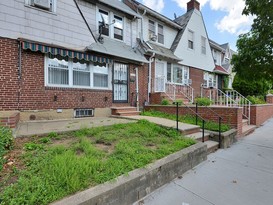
[155,62,165,92]
[113,62,128,103]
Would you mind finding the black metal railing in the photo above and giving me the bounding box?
[173,102,206,142]
[196,103,223,148]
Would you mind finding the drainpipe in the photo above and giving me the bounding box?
[135,67,139,111]
[148,52,155,104]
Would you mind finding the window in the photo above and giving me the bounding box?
[93,65,108,88]
[48,56,69,85]
[28,0,56,12]
[203,72,217,88]
[46,55,110,89]
[201,36,206,54]
[173,65,183,84]
[98,9,109,36]
[148,20,156,38]
[73,61,90,86]
[158,24,164,44]
[213,50,221,65]
[188,30,194,49]
[114,15,123,40]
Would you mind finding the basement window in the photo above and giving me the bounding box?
[74,108,94,118]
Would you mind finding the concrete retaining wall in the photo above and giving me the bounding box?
[52,142,207,205]
[209,129,237,149]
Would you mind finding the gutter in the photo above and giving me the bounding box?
[148,52,155,104]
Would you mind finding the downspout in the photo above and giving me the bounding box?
[148,52,155,104]
[135,67,139,111]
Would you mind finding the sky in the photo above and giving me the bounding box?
[140,0,254,51]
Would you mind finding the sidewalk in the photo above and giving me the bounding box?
[136,118,273,205]
[14,117,135,137]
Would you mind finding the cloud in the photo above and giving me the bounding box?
[142,0,164,13]
[172,0,253,35]
[172,0,209,10]
[210,0,254,35]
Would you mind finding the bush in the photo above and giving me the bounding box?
[0,126,14,171]
[161,99,170,105]
[194,97,212,106]
[247,96,266,104]
[173,99,183,106]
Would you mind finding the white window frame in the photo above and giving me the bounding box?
[44,55,111,90]
[25,0,57,13]
[188,30,194,50]
[96,7,125,42]
[167,64,190,85]
[148,19,165,45]
[203,72,217,88]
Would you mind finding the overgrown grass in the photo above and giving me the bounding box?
[0,126,14,171]
[141,110,230,132]
[0,120,195,205]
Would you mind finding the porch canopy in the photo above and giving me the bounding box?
[20,39,112,64]
[213,65,229,75]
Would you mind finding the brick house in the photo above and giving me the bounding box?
[126,0,217,105]
[0,0,148,121]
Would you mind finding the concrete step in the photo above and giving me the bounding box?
[204,140,219,154]
[242,119,249,127]
[185,131,210,142]
[111,107,139,116]
[242,125,256,137]
[181,126,201,135]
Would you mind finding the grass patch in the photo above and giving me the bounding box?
[141,110,230,132]
[0,120,195,205]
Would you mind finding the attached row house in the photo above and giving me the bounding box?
[0,0,236,121]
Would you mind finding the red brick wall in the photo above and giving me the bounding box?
[0,37,20,110]
[189,67,204,97]
[145,105,243,135]
[250,104,273,126]
[0,112,20,128]
[0,38,148,111]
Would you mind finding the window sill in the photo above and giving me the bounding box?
[24,4,57,15]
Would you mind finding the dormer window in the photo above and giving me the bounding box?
[148,20,164,44]
[188,30,194,49]
[98,9,109,36]
[97,8,124,41]
[114,15,123,40]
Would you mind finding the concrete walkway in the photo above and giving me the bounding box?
[136,118,273,205]
[14,117,135,137]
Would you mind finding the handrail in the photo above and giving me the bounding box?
[173,101,206,142]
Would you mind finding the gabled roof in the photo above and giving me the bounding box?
[220,43,229,50]
[209,39,225,52]
[98,0,141,18]
[170,10,194,52]
[213,65,229,75]
[87,36,148,63]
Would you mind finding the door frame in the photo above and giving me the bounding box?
[112,62,129,103]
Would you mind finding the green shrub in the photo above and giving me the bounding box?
[247,96,266,104]
[174,99,183,106]
[0,126,14,171]
[161,99,170,105]
[194,97,212,106]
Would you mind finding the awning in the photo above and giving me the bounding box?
[21,40,112,64]
[213,65,229,75]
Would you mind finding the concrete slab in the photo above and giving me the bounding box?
[15,117,135,137]
[138,118,273,205]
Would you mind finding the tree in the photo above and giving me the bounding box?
[232,73,272,96]
[232,0,273,80]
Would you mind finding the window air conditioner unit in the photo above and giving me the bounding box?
[150,34,157,42]
[33,0,50,9]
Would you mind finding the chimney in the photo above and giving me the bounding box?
[187,0,200,11]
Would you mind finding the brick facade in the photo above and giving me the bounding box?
[189,67,204,97]
[0,111,20,128]
[250,104,273,126]
[0,38,147,118]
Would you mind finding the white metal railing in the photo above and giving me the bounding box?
[165,81,194,103]
[226,90,251,124]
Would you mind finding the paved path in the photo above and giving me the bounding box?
[14,117,135,137]
[136,118,273,205]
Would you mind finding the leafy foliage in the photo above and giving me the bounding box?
[161,99,170,105]
[194,97,212,106]
[232,74,272,96]
[0,126,14,171]
[232,0,273,80]
[247,96,266,104]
